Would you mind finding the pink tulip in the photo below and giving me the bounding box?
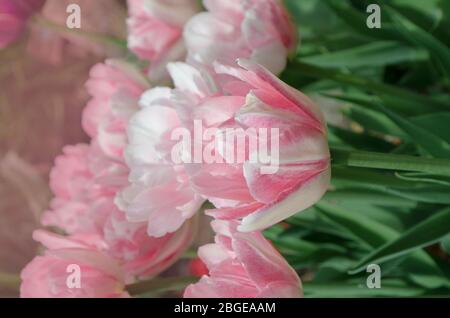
[41,143,123,235]
[116,86,205,238]
[41,55,197,280]
[184,0,297,75]
[127,0,200,82]
[42,139,197,280]
[20,230,128,298]
[103,208,197,279]
[0,0,44,48]
[83,60,150,160]
[184,220,302,298]
[166,60,330,232]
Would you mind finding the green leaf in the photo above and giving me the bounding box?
[374,104,450,158]
[286,209,355,240]
[342,104,407,138]
[290,61,450,111]
[388,185,450,204]
[328,125,395,152]
[302,41,428,68]
[385,7,450,78]
[323,193,407,232]
[412,112,450,143]
[331,148,450,175]
[325,0,399,41]
[350,207,450,273]
[316,200,449,289]
[395,172,450,186]
[324,189,416,208]
[441,234,450,254]
[316,201,398,247]
[332,167,450,204]
[304,279,424,297]
[389,1,450,46]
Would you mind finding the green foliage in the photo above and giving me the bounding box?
[271,0,450,297]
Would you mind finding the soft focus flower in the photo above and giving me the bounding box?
[83,59,150,160]
[127,0,200,82]
[104,209,197,279]
[20,230,128,298]
[116,86,204,238]
[184,220,302,298]
[40,56,197,282]
[167,60,330,232]
[184,0,297,75]
[41,143,119,235]
[0,0,44,48]
[41,137,197,279]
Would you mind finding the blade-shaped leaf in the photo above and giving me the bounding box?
[302,41,428,68]
[412,113,450,144]
[350,207,450,273]
[385,7,450,78]
[374,104,450,158]
[304,280,425,297]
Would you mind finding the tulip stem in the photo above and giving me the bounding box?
[331,148,450,175]
[0,272,21,291]
[126,276,198,297]
[31,14,127,50]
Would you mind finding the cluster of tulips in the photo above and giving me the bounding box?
[19,0,331,298]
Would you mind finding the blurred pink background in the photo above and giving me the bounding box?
[0,0,127,297]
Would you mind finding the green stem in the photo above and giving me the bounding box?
[0,272,21,291]
[181,249,199,260]
[331,148,450,175]
[289,61,450,109]
[32,15,127,50]
[126,276,198,297]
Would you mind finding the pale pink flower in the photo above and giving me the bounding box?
[42,140,195,279]
[127,0,200,82]
[83,59,150,160]
[116,86,204,238]
[43,55,197,278]
[103,208,197,279]
[167,60,330,232]
[42,143,118,235]
[184,0,297,75]
[184,220,302,298]
[0,0,44,48]
[20,230,128,298]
